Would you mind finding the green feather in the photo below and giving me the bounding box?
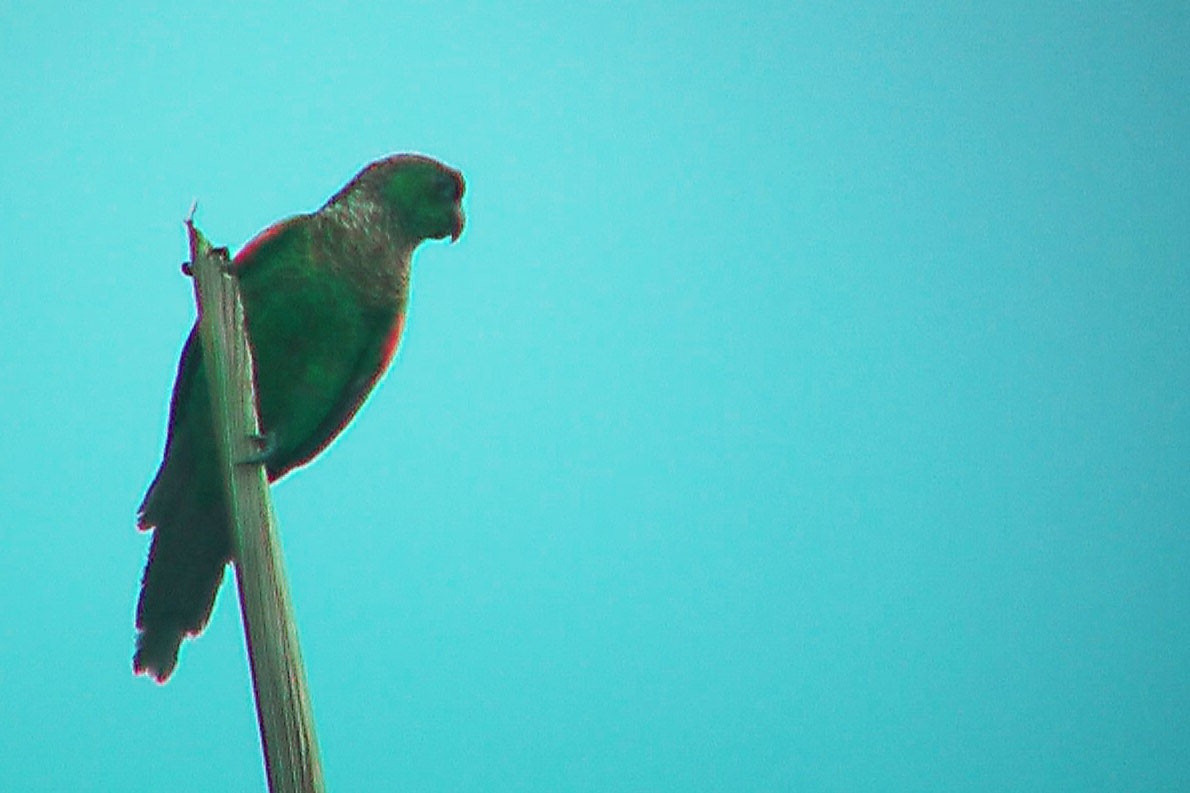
[134,155,465,682]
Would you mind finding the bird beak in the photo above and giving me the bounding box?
[450,207,465,242]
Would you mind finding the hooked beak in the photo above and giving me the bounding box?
[450,206,465,242]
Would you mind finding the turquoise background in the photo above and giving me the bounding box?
[2,3,1187,790]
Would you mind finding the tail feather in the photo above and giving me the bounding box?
[133,448,231,683]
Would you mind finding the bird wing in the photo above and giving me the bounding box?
[233,217,406,480]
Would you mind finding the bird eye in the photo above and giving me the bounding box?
[433,170,465,202]
[435,173,457,200]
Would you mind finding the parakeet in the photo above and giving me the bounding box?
[135,154,465,682]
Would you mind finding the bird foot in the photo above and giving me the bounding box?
[238,431,277,465]
[180,248,234,276]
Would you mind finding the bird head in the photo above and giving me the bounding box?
[371,154,466,244]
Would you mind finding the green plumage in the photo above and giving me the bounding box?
[135,154,465,682]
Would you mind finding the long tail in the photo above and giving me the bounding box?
[134,446,232,683]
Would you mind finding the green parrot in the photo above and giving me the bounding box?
[135,154,465,682]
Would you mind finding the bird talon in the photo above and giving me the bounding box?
[238,431,277,465]
[181,249,231,276]
[214,248,235,275]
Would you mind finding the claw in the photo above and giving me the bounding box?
[181,248,233,276]
[238,431,277,466]
[214,248,235,274]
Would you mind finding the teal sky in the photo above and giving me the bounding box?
[2,3,1187,791]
